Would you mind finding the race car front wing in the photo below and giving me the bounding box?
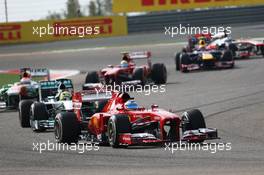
[31,119,55,130]
[118,128,219,146]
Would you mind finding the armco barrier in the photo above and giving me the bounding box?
[0,16,127,44]
[127,6,264,33]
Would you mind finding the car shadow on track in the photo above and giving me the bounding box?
[0,109,17,113]
[166,81,181,85]
[175,66,241,74]
[235,56,264,61]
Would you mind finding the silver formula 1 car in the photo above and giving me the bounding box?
[19,78,74,132]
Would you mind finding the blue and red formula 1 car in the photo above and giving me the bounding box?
[175,33,235,72]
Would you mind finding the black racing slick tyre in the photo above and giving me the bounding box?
[31,102,49,121]
[260,46,264,57]
[222,50,234,62]
[228,43,238,57]
[107,115,131,148]
[85,71,100,84]
[175,52,181,71]
[19,100,34,128]
[151,63,167,84]
[30,102,49,132]
[181,109,206,133]
[180,54,191,73]
[54,112,79,144]
[133,68,146,86]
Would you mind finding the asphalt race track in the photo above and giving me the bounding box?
[0,24,264,175]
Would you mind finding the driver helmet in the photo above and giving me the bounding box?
[23,71,31,78]
[21,70,31,80]
[59,91,72,101]
[120,60,128,68]
[58,83,67,91]
[20,71,31,83]
[199,39,206,48]
[124,100,138,110]
[122,54,130,62]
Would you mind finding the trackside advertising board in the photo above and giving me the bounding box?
[0,16,127,44]
[113,0,264,13]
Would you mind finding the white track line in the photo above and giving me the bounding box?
[0,37,263,57]
[0,47,105,57]
[49,70,80,80]
[0,69,80,80]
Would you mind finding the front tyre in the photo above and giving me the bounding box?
[181,109,206,133]
[107,115,131,148]
[175,52,181,71]
[54,112,79,144]
[30,102,49,132]
[180,54,191,73]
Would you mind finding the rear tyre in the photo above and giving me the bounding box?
[133,68,146,86]
[222,50,234,62]
[260,46,264,57]
[54,112,79,144]
[181,109,206,133]
[19,100,34,128]
[31,102,49,132]
[151,63,167,84]
[85,71,100,84]
[107,115,131,148]
[228,43,238,57]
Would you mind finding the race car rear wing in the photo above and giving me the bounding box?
[20,68,50,80]
[121,51,151,59]
[56,79,74,90]
[74,87,112,102]
[194,33,212,39]
[81,92,112,102]
[234,39,264,46]
[121,51,152,68]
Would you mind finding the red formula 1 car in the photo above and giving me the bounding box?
[54,87,218,148]
[85,51,167,86]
